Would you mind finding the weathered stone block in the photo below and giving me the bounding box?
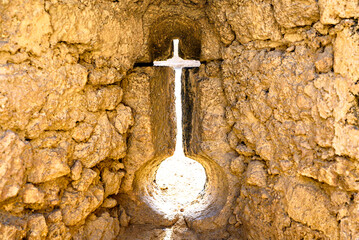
[113,104,134,134]
[61,185,104,226]
[230,156,246,177]
[246,161,267,187]
[226,0,282,44]
[319,0,359,24]
[84,212,120,240]
[285,182,339,238]
[273,0,320,28]
[72,168,97,192]
[89,67,123,85]
[102,168,125,198]
[74,114,114,168]
[27,148,70,184]
[47,209,62,224]
[102,198,117,208]
[27,214,48,240]
[108,130,127,160]
[86,85,123,112]
[315,46,333,73]
[22,184,45,204]
[49,2,143,70]
[334,23,359,81]
[0,0,52,55]
[47,222,71,240]
[71,123,94,143]
[0,131,27,202]
[0,213,27,240]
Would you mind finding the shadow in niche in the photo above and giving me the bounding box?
[183,68,197,154]
[149,15,201,61]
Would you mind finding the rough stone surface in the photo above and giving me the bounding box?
[315,45,333,73]
[0,131,27,202]
[221,32,358,238]
[48,1,144,71]
[60,185,104,226]
[102,198,118,208]
[47,210,62,224]
[319,0,359,24]
[70,160,83,181]
[0,0,52,55]
[113,104,134,134]
[89,67,123,86]
[47,222,71,240]
[102,168,125,198]
[226,0,282,44]
[0,62,87,137]
[71,123,94,143]
[273,0,320,28]
[72,168,97,192]
[27,148,70,184]
[73,113,126,168]
[1,0,359,239]
[27,214,48,240]
[285,181,339,238]
[22,184,45,204]
[246,161,267,188]
[230,156,245,177]
[334,22,359,81]
[83,212,120,240]
[0,213,27,240]
[85,86,123,112]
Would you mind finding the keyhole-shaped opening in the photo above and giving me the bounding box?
[151,39,206,216]
[126,34,228,227]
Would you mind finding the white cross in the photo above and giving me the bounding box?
[154,39,200,156]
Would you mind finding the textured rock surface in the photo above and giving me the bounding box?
[0,213,27,240]
[221,22,358,237]
[22,184,45,204]
[0,0,52,55]
[73,113,126,168]
[1,0,359,239]
[226,0,282,44]
[48,1,143,72]
[28,148,70,184]
[60,185,104,226]
[273,0,320,28]
[319,0,359,24]
[0,131,27,202]
[285,181,338,238]
[83,212,120,240]
[334,21,359,81]
[27,214,48,240]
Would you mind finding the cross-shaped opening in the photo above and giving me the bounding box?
[122,36,229,231]
[150,39,207,216]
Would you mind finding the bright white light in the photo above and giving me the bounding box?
[152,39,206,216]
[155,155,206,211]
[163,228,173,240]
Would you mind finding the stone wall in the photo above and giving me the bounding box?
[0,0,359,239]
[213,1,359,238]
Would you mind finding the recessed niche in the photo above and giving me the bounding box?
[120,36,228,228]
[149,16,201,61]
